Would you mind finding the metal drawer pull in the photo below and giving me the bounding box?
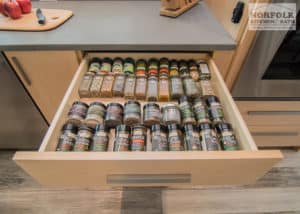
[252,132,298,137]
[107,174,191,184]
[248,111,300,115]
[11,56,32,86]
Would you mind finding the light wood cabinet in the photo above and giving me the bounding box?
[5,51,81,123]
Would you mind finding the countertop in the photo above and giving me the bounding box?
[0,1,235,51]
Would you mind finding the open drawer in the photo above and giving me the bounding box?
[13,53,282,187]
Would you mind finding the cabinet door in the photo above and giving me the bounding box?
[5,51,80,123]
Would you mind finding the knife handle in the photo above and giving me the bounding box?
[36,9,46,25]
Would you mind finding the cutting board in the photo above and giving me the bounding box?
[0,8,73,31]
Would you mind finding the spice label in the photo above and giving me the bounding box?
[199,63,210,74]
[201,80,215,95]
[89,62,101,73]
[193,103,209,122]
[92,135,109,151]
[185,131,201,151]
[210,102,224,120]
[74,137,90,151]
[100,63,112,73]
[201,131,219,151]
[124,63,134,74]
[152,133,168,151]
[131,135,146,151]
[112,63,123,73]
[114,137,130,151]
[57,135,76,151]
[221,131,238,150]
[179,102,195,119]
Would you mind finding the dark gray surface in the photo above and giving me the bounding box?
[0,1,235,51]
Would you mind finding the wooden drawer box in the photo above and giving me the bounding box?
[13,53,282,187]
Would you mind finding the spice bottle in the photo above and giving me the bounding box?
[206,95,224,124]
[124,58,135,75]
[151,124,168,151]
[148,58,159,76]
[112,58,123,74]
[198,62,211,80]
[99,57,112,74]
[56,123,78,152]
[84,102,106,128]
[88,58,101,74]
[162,104,181,125]
[183,76,200,99]
[159,58,169,75]
[91,124,109,152]
[124,75,136,99]
[112,73,126,97]
[216,123,239,151]
[146,76,158,101]
[170,60,179,76]
[89,73,104,97]
[136,59,147,76]
[100,74,115,97]
[179,60,189,78]
[178,96,196,125]
[201,80,215,97]
[78,73,94,97]
[135,76,147,100]
[114,125,131,151]
[105,103,123,128]
[188,60,200,81]
[183,124,201,151]
[199,123,220,151]
[73,125,94,151]
[159,75,170,101]
[168,124,184,151]
[170,76,184,100]
[124,100,141,126]
[131,124,147,151]
[67,101,89,125]
[193,96,210,124]
[143,103,161,127]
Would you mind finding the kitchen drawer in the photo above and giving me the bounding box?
[13,53,282,187]
[236,101,300,126]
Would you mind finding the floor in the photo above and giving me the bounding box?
[0,150,300,214]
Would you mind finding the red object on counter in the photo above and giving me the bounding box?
[16,0,31,14]
[2,0,22,19]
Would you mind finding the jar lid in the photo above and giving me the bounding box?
[103,57,113,64]
[159,57,169,64]
[125,100,141,106]
[116,124,131,132]
[199,123,212,131]
[143,102,160,109]
[179,96,189,104]
[107,102,123,109]
[113,57,123,63]
[79,124,94,133]
[89,57,101,65]
[132,124,147,131]
[193,96,204,104]
[72,101,89,108]
[62,122,78,133]
[136,59,147,65]
[90,102,106,109]
[168,123,181,131]
[205,95,220,106]
[124,57,135,65]
[151,124,167,133]
[170,59,178,66]
[149,58,158,64]
[179,60,188,66]
[159,73,169,78]
[95,124,109,132]
[188,60,197,67]
[216,122,232,132]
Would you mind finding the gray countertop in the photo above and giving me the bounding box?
[0,1,235,51]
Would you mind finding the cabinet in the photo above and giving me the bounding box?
[13,52,282,187]
[5,51,81,123]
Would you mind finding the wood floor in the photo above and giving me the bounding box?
[0,150,300,214]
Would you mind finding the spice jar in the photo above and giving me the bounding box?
[105,103,123,128]
[146,76,158,101]
[162,104,181,125]
[179,60,189,78]
[148,58,159,76]
[124,75,136,99]
[183,76,200,99]
[67,101,89,125]
[84,102,106,128]
[170,60,179,76]
[201,80,215,97]
[178,96,196,125]
[90,73,104,97]
[216,123,239,151]
[124,100,141,125]
[159,58,169,75]
[88,58,101,73]
[159,75,170,101]
[198,62,211,80]
[99,57,112,74]
[112,73,126,97]
[73,125,94,151]
[112,58,123,74]
[135,76,147,100]
[206,95,225,124]
[199,123,220,151]
[78,73,94,97]
[193,96,210,124]
[168,124,184,151]
[100,74,115,97]
[114,125,131,151]
[56,123,78,152]
[170,76,184,100]
[131,124,147,151]
[123,58,135,75]
[91,124,109,151]
[151,124,168,151]
[143,103,161,127]
[188,60,200,81]
[136,59,147,76]
[183,124,201,151]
